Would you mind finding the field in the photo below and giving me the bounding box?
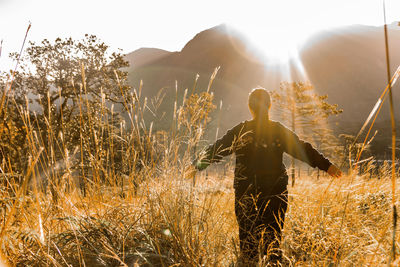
[0,37,398,266]
[1,162,398,266]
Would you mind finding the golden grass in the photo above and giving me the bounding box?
[1,166,398,266]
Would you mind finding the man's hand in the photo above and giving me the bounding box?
[184,165,197,180]
[327,164,342,178]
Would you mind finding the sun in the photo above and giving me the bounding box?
[224,1,326,69]
[233,24,312,66]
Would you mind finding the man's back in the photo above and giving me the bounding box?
[199,118,331,195]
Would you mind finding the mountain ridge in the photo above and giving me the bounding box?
[125,23,400,155]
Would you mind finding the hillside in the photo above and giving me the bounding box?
[125,47,171,68]
[126,25,281,129]
[126,23,400,155]
[300,23,400,123]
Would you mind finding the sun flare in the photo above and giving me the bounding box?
[232,23,313,67]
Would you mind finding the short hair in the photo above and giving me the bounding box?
[248,88,271,116]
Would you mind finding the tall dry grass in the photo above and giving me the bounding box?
[2,166,399,266]
[0,66,399,266]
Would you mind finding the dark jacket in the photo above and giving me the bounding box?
[195,118,332,197]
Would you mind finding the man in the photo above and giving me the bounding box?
[187,88,342,264]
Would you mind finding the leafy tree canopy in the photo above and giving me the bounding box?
[0,35,131,172]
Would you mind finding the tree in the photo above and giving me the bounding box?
[0,70,31,172]
[271,81,342,185]
[3,35,131,193]
[11,35,129,141]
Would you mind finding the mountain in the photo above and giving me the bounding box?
[300,23,400,123]
[125,47,171,69]
[126,25,286,128]
[125,23,400,155]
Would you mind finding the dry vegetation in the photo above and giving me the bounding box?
[0,58,399,266]
[1,165,399,266]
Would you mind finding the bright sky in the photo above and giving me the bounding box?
[0,0,399,71]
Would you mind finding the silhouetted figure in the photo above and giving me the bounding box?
[188,88,342,265]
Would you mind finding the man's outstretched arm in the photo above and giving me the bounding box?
[280,124,342,177]
[193,122,245,171]
[185,123,245,179]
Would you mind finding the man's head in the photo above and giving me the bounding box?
[248,87,271,118]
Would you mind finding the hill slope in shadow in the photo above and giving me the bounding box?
[126,23,400,155]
